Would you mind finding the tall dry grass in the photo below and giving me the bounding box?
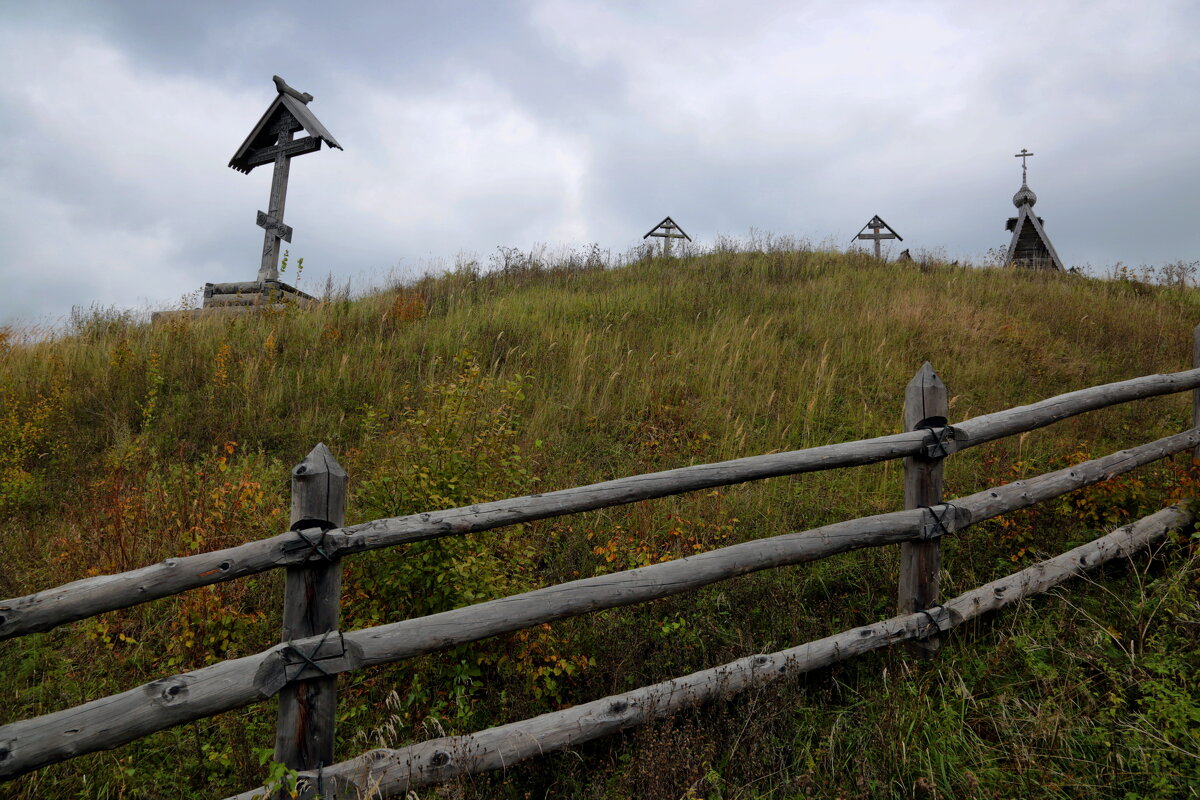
[1,244,1198,798]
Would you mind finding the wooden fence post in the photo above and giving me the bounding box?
[274,443,347,772]
[1192,325,1200,476]
[898,362,946,657]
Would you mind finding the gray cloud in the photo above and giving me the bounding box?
[2,0,1197,326]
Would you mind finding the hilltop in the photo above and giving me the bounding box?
[1,246,1198,799]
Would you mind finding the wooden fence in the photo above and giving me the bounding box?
[4,335,1200,798]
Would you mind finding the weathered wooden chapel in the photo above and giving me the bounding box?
[1005,149,1063,271]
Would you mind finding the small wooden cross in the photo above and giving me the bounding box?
[1014,148,1034,183]
[853,215,902,259]
[643,216,691,257]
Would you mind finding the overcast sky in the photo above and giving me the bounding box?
[2,0,1197,326]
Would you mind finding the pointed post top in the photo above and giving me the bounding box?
[294,442,347,479]
[907,361,941,387]
[905,362,947,431]
[291,442,347,526]
[906,361,943,388]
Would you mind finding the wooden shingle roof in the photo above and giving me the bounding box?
[229,91,342,174]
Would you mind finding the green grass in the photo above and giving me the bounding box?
[1,246,1198,799]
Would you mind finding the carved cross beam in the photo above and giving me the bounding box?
[242,136,320,172]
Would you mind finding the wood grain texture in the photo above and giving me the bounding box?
[224,504,1193,800]
[275,444,347,771]
[203,295,270,308]
[3,428,1196,781]
[205,281,266,294]
[4,367,1200,643]
[899,362,946,656]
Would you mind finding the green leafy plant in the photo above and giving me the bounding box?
[0,384,66,514]
[253,749,300,800]
[347,353,535,621]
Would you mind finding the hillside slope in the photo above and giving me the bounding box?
[2,248,1198,799]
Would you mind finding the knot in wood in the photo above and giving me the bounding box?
[150,678,189,705]
[429,751,451,768]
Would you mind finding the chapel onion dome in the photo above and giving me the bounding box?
[1012,181,1038,208]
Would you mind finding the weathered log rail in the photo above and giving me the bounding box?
[3,366,1199,642]
[2,428,1196,781]
[223,504,1191,800]
[3,342,1200,796]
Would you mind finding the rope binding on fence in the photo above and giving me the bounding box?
[915,418,962,460]
[919,503,960,540]
[915,605,951,638]
[279,630,352,683]
[288,518,339,562]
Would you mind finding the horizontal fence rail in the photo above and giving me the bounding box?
[223,504,1194,800]
[3,366,1200,643]
[2,427,1196,780]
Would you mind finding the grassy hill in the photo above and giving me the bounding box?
[2,247,1199,799]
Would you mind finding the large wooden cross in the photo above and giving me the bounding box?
[229,77,341,285]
